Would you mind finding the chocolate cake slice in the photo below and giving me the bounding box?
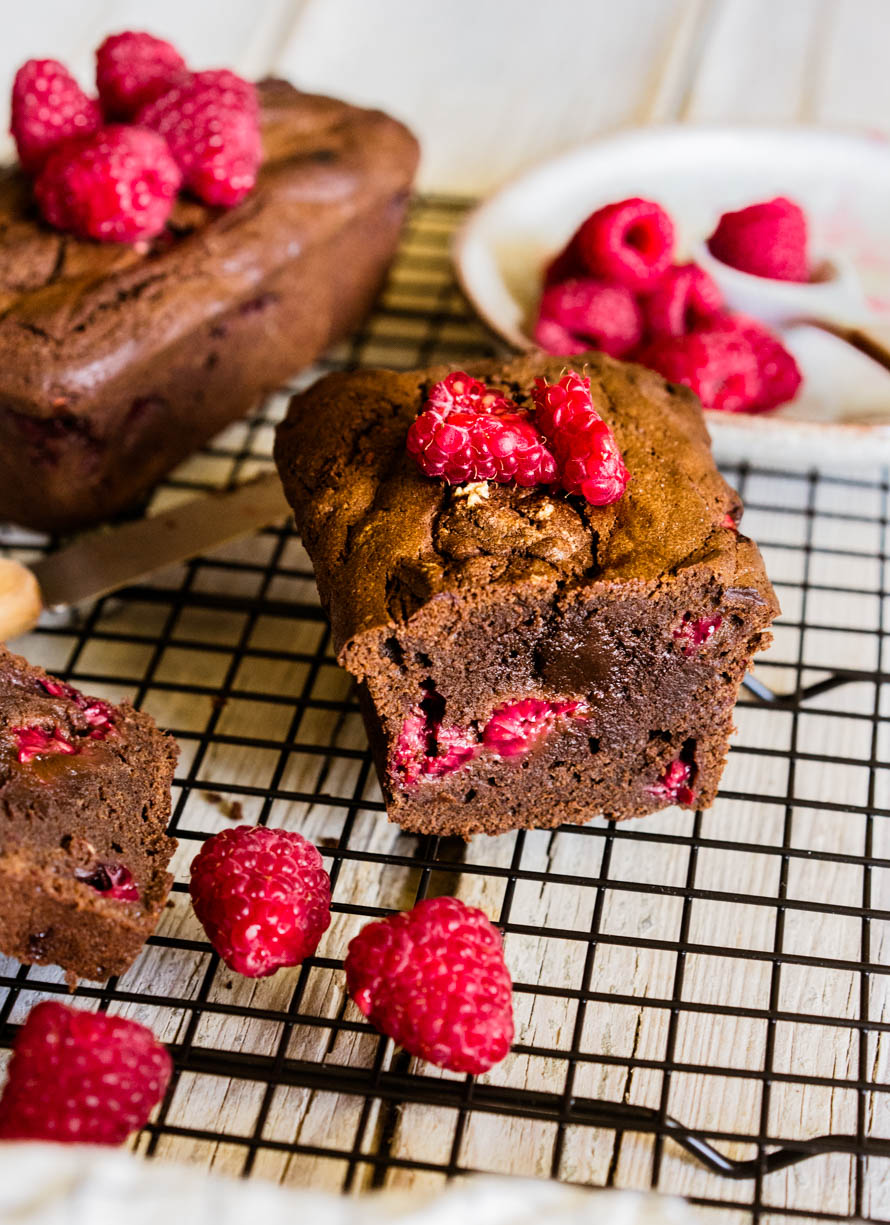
[274,353,779,837]
[0,647,178,980]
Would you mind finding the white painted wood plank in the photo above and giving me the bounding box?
[684,0,825,123]
[273,0,689,192]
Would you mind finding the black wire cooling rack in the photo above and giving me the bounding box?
[1,196,889,1224]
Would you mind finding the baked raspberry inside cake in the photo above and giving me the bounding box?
[0,647,178,980]
[274,353,779,837]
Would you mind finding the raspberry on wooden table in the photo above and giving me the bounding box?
[536,277,643,358]
[0,1001,171,1144]
[96,31,187,119]
[532,371,630,505]
[35,125,182,242]
[345,896,514,1074]
[11,59,102,174]
[574,197,675,291]
[189,825,332,978]
[136,70,261,206]
[707,196,809,282]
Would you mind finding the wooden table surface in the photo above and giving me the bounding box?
[1,2,889,1222]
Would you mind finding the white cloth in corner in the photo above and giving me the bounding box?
[0,1143,700,1225]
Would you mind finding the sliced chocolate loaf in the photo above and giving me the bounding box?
[274,353,778,837]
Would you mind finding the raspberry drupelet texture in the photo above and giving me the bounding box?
[0,1000,171,1144]
[643,262,724,339]
[574,197,675,291]
[136,70,261,206]
[707,196,809,282]
[344,896,514,1074]
[11,59,102,174]
[35,124,182,242]
[535,278,643,358]
[533,371,630,504]
[407,372,557,487]
[189,825,332,978]
[95,31,187,119]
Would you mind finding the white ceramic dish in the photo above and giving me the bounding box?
[454,125,890,469]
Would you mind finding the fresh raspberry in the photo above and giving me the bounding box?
[707,197,808,282]
[533,315,589,356]
[574,197,675,291]
[536,278,643,358]
[0,1000,171,1144]
[75,862,140,902]
[39,677,116,738]
[532,371,630,505]
[542,233,586,286]
[13,725,76,763]
[644,262,724,339]
[10,59,102,175]
[407,374,557,487]
[96,31,187,120]
[637,328,761,414]
[673,613,722,656]
[345,896,514,1074]
[189,825,331,977]
[722,512,739,532]
[136,71,261,207]
[482,697,587,757]
[35,125,181,242]
[730,317,802,411]
[424,370,513,417]
[647,758,695,806]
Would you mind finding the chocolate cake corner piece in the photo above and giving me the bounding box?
[274,352,779,837]
[0,646,179,980]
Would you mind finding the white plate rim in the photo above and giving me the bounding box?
[452,122,890,450]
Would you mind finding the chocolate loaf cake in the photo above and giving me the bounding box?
[0,79,418,532]
[275,353,778,838]
[0,647,178,980]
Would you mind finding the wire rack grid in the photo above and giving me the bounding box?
[1,196,889,1224]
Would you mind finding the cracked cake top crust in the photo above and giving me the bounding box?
[274,351,777,679]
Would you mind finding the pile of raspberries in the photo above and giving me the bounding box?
[534,195,805,414]
[10,31,262,243]
[407,368,630,506]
